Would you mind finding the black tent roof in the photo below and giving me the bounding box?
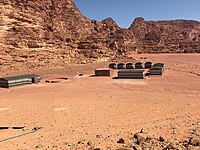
[135,62,143,64]
[118,69,144,73]
[0,74,40,81]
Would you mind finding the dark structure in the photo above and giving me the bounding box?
[135,62,143,69]
[153,63,165,68]
[109,63,117,69]
[0,74,41,88]
[95,68,111,76]
[117,63,126,69]
[118,70,145,79]
[126,63,134,69]
[145,62,152,69]
[149,66,164,75]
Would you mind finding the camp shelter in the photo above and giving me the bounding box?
[153,63,165,68]
[117,63,126,69]
[0,74,40,88]
[95,68,111,76]
[118,69,145,79]
[109,63,117,69]
[145,62,152,69]
[149,66,164,75]
[135,62,143,69]
[126,63,134,69]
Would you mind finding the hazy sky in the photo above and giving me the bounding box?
[74,0,200,28]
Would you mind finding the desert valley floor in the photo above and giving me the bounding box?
[0,54,200,150]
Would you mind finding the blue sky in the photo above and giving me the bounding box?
[74,0,200,28]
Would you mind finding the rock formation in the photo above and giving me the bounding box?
[129,17,200,53]
[0,0,200,70]
[0,0,95,69]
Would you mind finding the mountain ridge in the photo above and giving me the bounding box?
[0,0,199,70]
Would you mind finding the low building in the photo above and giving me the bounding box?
[0,74,41,88]
[95,68,111,76]
[126,63,134,69]
[135,62,143,69]
[118,70,145,79]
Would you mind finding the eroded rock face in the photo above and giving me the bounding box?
[129,17,200,53]
[0,0,96,69]
[0,1,200,70]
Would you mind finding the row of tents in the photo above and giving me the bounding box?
[108,62,165,79]
[109,62,164,70]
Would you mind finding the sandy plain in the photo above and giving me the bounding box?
[0,54,200,150]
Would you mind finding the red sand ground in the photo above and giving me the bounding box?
[0,54,200,149]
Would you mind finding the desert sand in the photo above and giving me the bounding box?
[0,54,200,150]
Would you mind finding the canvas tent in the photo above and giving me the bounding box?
[135,62,143,69]
[0,74,40,88]
[153,63,165,68]
[95,68,111,76]
[117,63,126,69]
[109,63,117,69]
[126,63,134,69]
[118,70,145,79]
[145,62,152,69]
[149,66,164,75]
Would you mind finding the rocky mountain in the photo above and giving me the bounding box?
[129,17,200,53]
[0,0,95,69]
[0,0,200,70]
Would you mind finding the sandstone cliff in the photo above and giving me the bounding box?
[0,0,95,69]
[0,0,200,70]
[129,17,200,53]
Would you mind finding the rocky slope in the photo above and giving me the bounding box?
[0,0,95,69]
[0,0,200,70]
[129,17,200,53]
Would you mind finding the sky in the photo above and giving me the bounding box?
[74,0,200,28]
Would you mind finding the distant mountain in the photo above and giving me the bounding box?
[0,0,199,70]
[129,17,200,53]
